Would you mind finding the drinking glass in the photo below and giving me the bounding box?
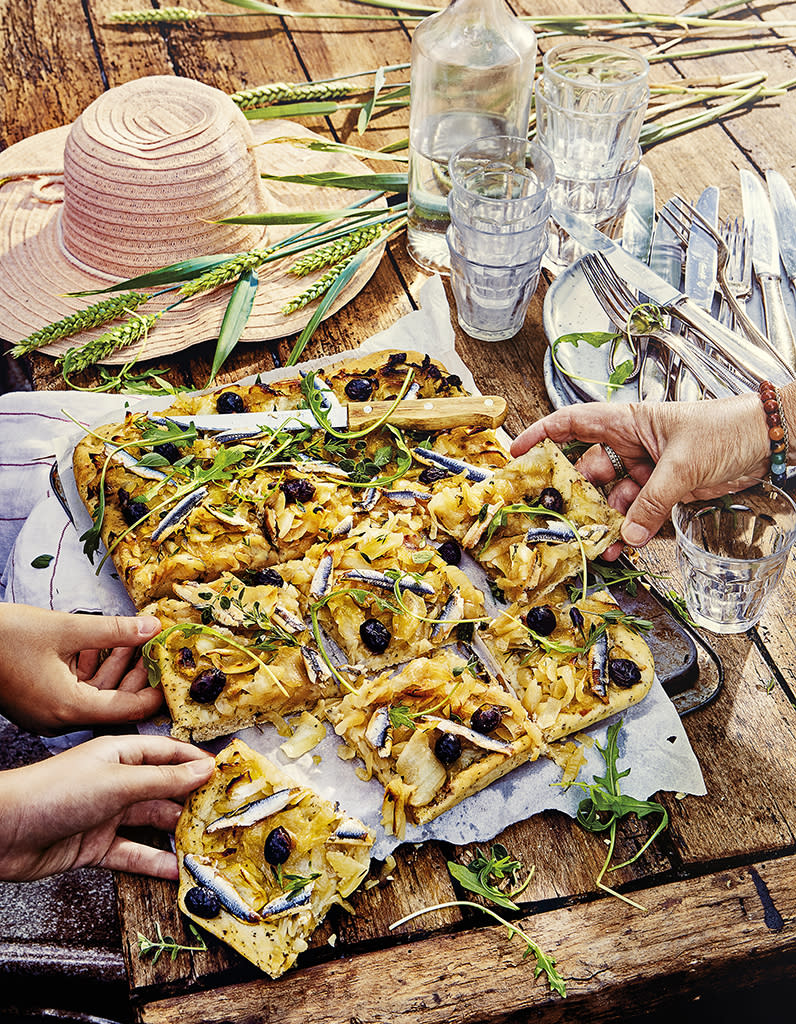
[672,480,796,634]
[542,41,649,115]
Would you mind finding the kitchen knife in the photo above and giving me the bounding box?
[765,168,796,293]
[739,169,796,370]
[639,207,682,402]
[676,186,720,401]
[148,394,509,438]
[551,200,795,386]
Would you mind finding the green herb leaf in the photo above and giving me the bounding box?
[31,554,54,569]
[136,922,207,963]
[607,358,634,396]
[209,268,259,383]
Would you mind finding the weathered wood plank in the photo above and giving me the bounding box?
[136,853,796,1024]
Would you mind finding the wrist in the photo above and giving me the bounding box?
[0,765,31,881]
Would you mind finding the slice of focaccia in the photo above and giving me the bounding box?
[176,739,374,978]
[428,438,625,603]
[326,649,544,837]
[299,512,485,671]
[142,572,337,741]
[480,589,654,741]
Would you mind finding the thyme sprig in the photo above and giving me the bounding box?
[272,866,321,893]
[137,922,208,963]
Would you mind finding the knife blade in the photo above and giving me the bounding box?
[765,169,796,292]
[740,169,796,370]
[551,200,795,385]
[148,394,509,438]
[639,208,682,402]
[677,186,720,401]
[622,165,655,263]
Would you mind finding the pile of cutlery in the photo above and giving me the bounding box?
[549,168,796,403]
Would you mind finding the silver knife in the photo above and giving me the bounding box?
[740,170,796,370]
[766,169,796,293]
[639,208,682,402]
[677,186,720,401]
[551,200,795,386]
[614,166,656,387]
[148,394,509,439]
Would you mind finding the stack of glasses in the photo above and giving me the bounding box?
[536,42,649,268]
[445,136,555,341]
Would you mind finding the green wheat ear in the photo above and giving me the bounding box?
[281,258,354,315]
[9,292,151,357]
[288,223,385,277]
[230,81,358,111]
[178,248,274,298]
[109,8,211,23]
[58,311,163,376]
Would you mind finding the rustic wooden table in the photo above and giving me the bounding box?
[3,1,796,1022]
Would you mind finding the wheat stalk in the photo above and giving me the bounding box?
[58,311,163,376]
[9,292,151,358]
[281,258,354,315]
[109,7,212,23]
[178,248,274,298]
[288,222,385,277]
[231,81,359,110]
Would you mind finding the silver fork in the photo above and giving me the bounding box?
[580,253,748,399]
[658,195,775,358]
[718,217,753,328]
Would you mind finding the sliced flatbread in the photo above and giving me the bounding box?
[326,649,544,837]
[428,438,625,603]
[479,588,654,741]
[177,740,373,977]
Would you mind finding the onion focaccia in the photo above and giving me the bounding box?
[427,438,624,603]
[480,589,654,741]
[326,649,544,837]
[177,739,373,977]
[142,572,337,741]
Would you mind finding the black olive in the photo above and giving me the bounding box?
[119,488,149,527]
[608,658,642,688]
[282,479,315,505]
[154,441,182,464]
[344,377,374,402]
[526,605,557,636]
[184,885,221,919]
[359,618,391,654]
[538,487,564,513]
[570,607,585,634]
[176,646,196,671]
[471,705,502,734]
[456,621,475,643]
[418,466,450,485]
[264,825,293,865]
[216,391,245,414]
[434,732,462,765]
[437,539,461,565]
[189,668,226,703]
[252,568,284,587]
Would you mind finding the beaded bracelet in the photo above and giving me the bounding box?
[759,380,790,484]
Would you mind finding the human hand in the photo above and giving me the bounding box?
[0,604,164,735]
[511,393,770,548]
[0,734,215,882]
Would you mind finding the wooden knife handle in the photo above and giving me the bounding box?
[348,395,508,431]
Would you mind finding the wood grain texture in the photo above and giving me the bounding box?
[136,854,796,1024]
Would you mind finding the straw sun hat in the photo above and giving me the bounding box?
[0,75,385,363]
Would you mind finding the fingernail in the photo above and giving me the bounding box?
[136,615,161,639]
[187,758,215,779]
[622,522,650,547]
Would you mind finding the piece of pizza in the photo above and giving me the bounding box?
[141,570,341,742]
[280,511,486,672]
[427,438,625,603]
[326,649,544,837]
[176,739,374,977]
[478,589,654,741]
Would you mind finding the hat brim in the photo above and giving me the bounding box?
[0,119,387,363]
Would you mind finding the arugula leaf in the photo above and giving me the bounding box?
[447,843,534,912]
[31,554,54,569]
[607,357,634,396]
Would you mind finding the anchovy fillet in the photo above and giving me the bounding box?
[405,381,421,399]
[301,645,333,684]
[205,788,301,833]
[430,589,465,641]
[588,630,609,703]
[206,506,251,529]
[365,705,392,758]
[525,521,577,544]
[215,428,267,444]
[151,487,208,543]
[272,605,306,634]
[261,883,314,918]
[354,488,380,512]
[329,818,371,842]
[340,568,434,597]
[309,551,334,600]
[422,715,514,755]
[183,854,261,923]
[331,515,354,537]
[462,499,505,549]
[383,488,432,507]
[172,580,245,628]
[104,444,168,481]
[413,446,493,483]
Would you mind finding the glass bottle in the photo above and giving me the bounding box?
[407,0,537,274]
